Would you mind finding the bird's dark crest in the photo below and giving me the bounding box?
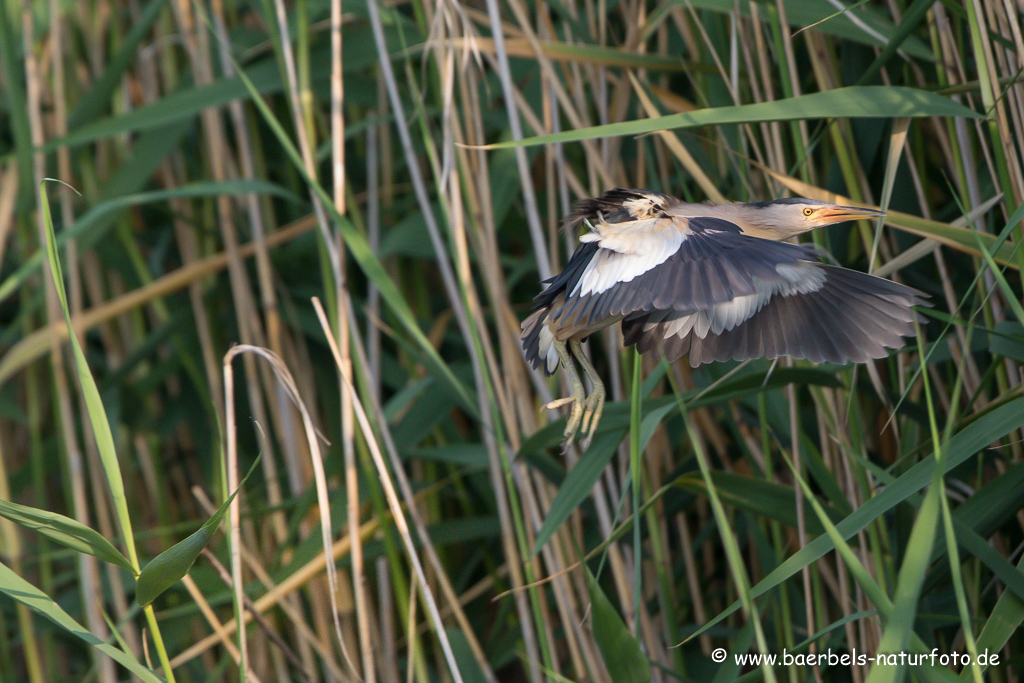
[562,188,675,233]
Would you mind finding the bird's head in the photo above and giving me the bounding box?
[743,198,885,240]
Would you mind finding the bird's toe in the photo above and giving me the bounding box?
[578,401,605,453]
[580,386,605,438]
[562,400,584,442]
[543,396,576,411]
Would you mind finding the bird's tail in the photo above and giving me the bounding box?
[521,308,559,375]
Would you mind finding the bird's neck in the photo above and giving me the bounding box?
[707,203,796,240]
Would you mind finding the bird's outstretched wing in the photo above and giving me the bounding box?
[540,214,823,332]
[621,262,930,367]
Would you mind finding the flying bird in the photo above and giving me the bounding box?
[521,189,929,450]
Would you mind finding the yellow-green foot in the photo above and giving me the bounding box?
[578,385,605,452]
[543,393,584,449]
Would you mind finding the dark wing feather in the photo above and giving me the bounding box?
[522,242,600,375]
[531,242,599,311]
[520,308,551,373]
[624,265,929,367]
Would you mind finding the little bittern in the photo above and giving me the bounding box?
[522,188,929,450]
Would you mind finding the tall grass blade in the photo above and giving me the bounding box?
[488,86,981,149]
[41,180,138,567]
[674,472,844,534]
[0,562,163,682]
[673,0,933,57]
[964,560,1024,680]
[136,453,262,607]
[40,179,176,681]
[0,498,131,570]
[585,564,651,683]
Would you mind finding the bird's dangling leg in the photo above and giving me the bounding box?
[570,339,605,451]
[542,340,586,449]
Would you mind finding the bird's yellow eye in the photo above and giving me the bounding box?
[803,207,814,216]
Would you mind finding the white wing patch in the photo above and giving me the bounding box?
[574,217,689,296]
[649,260,827,339]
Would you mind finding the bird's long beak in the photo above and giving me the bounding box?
[817,205,886,224]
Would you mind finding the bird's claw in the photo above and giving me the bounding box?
[562,401,584,450]
[577,386,605,452]
[543,394,584,452]
[544,339,606,453]
[544,389,605,453]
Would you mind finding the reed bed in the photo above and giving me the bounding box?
[1,0,1022,681]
